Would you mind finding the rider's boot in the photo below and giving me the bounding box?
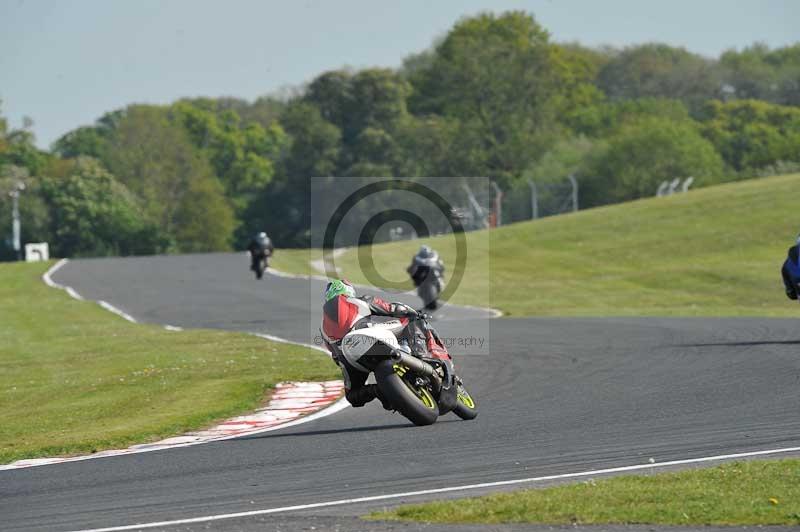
[373,385,392,411]
[345,384,392,410]
[345,385,376,407]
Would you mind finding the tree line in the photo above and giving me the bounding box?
[2,11,799,258]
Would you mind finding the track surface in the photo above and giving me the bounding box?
[3,253,800,532]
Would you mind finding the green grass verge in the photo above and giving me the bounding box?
[0,261,338,464]
[281,173,800,317]
[370,459,800,526]
[270,248,317,277]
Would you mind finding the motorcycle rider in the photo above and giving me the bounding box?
[407,245,445,310]
[247,231,274,277]
[781,235,800,300]
[320,279,446,408]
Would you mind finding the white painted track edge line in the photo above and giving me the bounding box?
[42,258,68,287]
[97,301,138,323]
[10,259,346,472]
[266,267,504,318]
[66,445,800,532]
[43,259,85,300]
[252,332,329,354]
[0,393,348,473]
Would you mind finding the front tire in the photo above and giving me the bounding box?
[375,360,438,426]
[452,381,478,420]
[255,257,266,279]
[418,282,439,311]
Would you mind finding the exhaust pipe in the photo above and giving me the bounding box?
[393,352,442,388]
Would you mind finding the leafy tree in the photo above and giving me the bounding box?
[581,117,724,205]
[549,43,608,128]
[526,136,598,184]
[240,96,288,129]
[719,43,800,106]
[51,126,109,160]
[700,99,800,171]
[394,115,464,177]
[597,44,721,115]
[39,157,164,257]
[103,105,234,251]
[170,100,287,213]
[241,102,342,247]
[348,127,398,175]
[347,69,412,140]
[20,13,800,250]
[0,165,52,260]
[304,68,411,173]
[173,175,235,252]
[569,98,692,138]
[1,128,49,176]
[0,101,7,154]
[305,70,355,137]
[279,102,342,178]
[0,106,55,259]
[407,12,597,185]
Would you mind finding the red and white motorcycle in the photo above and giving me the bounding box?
[340,315,477,426]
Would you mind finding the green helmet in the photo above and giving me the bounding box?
[324,279,356,302]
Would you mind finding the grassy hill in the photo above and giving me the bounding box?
[276,173,800,317]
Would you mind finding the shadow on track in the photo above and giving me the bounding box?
[239,419,462,441]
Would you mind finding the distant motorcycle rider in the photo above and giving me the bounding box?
[247,231,274,279]
[781,235,800,300]
[320,279,447,408]
[407,245,445,310]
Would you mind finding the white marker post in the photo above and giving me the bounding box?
[10,181,25,260]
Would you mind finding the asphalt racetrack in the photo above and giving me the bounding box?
[3,253,800,531]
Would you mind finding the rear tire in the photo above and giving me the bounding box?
[452,382,478,420]
[375,360,438,426]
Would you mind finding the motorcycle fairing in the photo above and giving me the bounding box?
[341,326,399,372]
[425,329,451,361]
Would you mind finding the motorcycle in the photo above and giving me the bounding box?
[782,250,800,301]
[340,315,477,426]
[410,263,444,311]
[251,251,270,280]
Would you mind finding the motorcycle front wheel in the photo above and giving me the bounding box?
[255,257,266,279]
[375,360,438,426]
[452,381,478,420]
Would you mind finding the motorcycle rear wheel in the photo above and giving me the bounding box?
[375,360,438,426]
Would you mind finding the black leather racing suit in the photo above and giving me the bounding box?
[247,235,274,272]
[323,295,419,408]
[782,245,799,300]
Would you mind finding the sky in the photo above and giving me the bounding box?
[1,0,798,148]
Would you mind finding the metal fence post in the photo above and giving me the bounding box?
[491,181,503,227]
[528,179,538,220]
[567,174,578,212]
[461,183,488,229]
